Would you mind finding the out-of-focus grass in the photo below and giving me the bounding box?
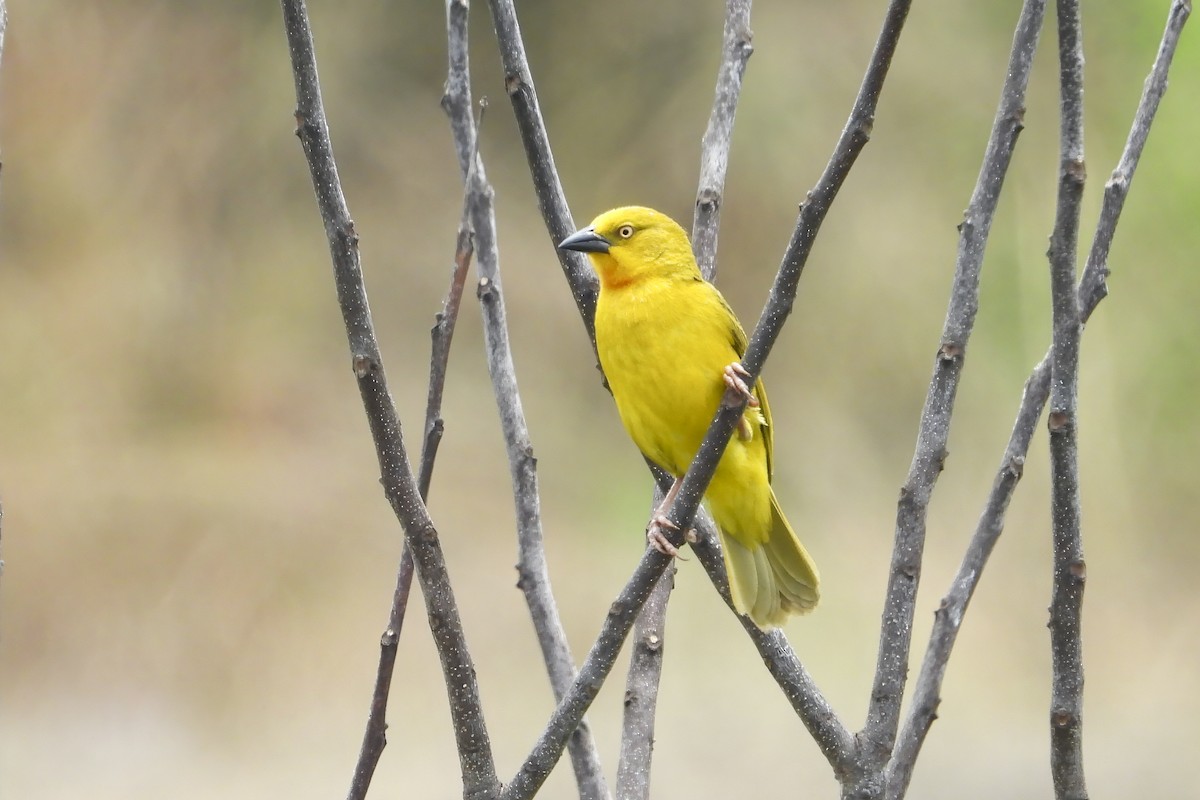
[2,1,1197,798]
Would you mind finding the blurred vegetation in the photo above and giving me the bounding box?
[2,1,1197,798]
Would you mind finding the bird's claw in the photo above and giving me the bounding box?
[723,362,759,407]
[647,515,697,557]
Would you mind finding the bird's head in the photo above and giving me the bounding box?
[558,206,700,289]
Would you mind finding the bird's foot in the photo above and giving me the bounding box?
[723,362,759,407]
[647,515,698,557]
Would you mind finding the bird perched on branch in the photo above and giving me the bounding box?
[559,206,819,628]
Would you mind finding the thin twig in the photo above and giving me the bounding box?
[420,211,478,510]
[1078,0,1191,319]
[346,201,474,800]
[884,372,1040,799]
[692,0,753,281]
[887,4,1191,797]
[347,559,414,800]
[279,4,500,799]
[484,0,598,343]
[1047,1,1088,797]
[442,3,610,797]
[857,0,1034,769]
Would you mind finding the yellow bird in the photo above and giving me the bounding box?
[560,206,819,628]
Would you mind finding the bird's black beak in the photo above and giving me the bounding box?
[558,227,611,254]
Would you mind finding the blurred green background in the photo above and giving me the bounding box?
[2,1,1197,798]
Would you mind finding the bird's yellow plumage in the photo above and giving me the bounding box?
[559,206,819,628]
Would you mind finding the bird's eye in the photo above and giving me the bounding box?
[617,224,635,239]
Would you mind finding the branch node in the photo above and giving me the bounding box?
[352,354,377,378]
[1051,708,1077,729]
[477,275,495,301]
[504,73,523,96]
[938,341,964,361]
[339,219,360,246]
[1105,172,1128,194]
[1047,409,1072,432]
[853,114,876,141]
[292,109,309,137]
[1005,454,1026,479]
[1069,559,1087,582]
[696,186,721,211]
[1064,156,1087,183]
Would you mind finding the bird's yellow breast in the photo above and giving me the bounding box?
[595,275,744,477]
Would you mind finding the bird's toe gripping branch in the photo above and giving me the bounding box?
[723,362,759,407]
[724,362,759,442]
[647,515,699,557]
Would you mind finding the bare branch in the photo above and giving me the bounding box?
[348,556,415,800]
[692,0,754,281]
[615,513,676,800]
[858,0,1035,767]
[887,4,1190,796]
[347,199,474,800]
[1078,0,1192,316]
[485,0,599,343]
[279,4,499,798]
[1047,1,1088,797]
[442,4,610,797]
[884,368,1042,799]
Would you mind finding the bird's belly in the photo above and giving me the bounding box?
[598,313,727,476]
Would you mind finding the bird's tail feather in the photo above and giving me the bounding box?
[722,490,820,628]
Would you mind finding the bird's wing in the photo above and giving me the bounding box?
[716,288,774,481]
